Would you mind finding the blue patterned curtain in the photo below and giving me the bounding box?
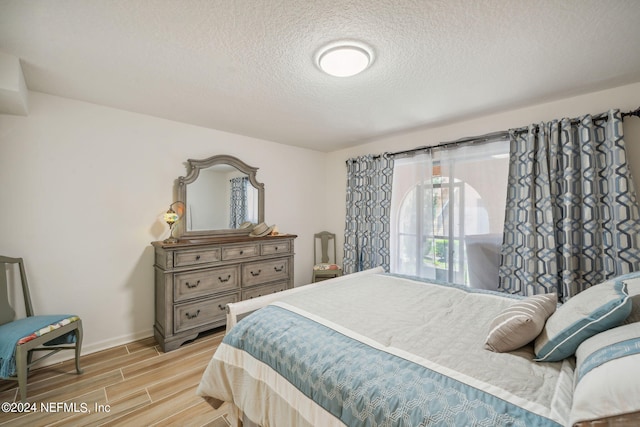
[229,176,248,228]
[344,154,394,273]
[499,109,640,301]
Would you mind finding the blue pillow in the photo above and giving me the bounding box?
[534,281,632,362]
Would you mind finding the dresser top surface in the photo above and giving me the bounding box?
[152,233,297,249]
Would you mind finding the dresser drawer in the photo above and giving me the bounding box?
[174,248,221,267]
[174,293,238,334]
[261,240,291,255]
[222,244,259,261]
[174,265,240,302]
[242,258,290,287]
[241,281,288,300]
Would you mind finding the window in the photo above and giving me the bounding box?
[390,140,510,288]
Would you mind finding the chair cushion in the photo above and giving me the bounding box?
[17,315,80,345]
[0,315,79,378]
[313,263,342,271]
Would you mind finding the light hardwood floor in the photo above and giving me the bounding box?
[0,328,234,427]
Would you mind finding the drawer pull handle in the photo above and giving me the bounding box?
[185,310,200,319]
[186,280,200,289]
[217,304,226,311]
[250,269,261,277]
[274,266,284,272]
[195,255,201,260]
[218,275,231,283]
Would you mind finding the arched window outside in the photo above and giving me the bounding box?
[395,176,489,283]
[390,140,509,289]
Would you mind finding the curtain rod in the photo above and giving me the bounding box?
[401,107,640,157]
[509,106,640,135]
[344,130,507,164]
[355,106,640,163]
[623,107,640,119]
[386,129,510,159]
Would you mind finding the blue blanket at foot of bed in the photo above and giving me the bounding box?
[223,305,560,427]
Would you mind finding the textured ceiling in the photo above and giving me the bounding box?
[2,0,640,151]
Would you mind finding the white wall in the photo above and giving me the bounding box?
[325,82,640,265]
[0,92,327,355]
[3,82,640,358]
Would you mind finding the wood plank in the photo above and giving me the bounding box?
[51,389,151,427]
[5,389,106,427]
[0,344,157,398]
[151,400,232,427]
[24,347,158,398]
[106,347,214,402]
[125,336,158,354]
[106,386,204,426]
[121,332,222,380]
[0,333,227,426]
[0,389,16,404]
[0,371,121,426]
[146,362,209,402]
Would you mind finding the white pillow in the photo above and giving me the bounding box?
[621,274,640,324]
[570,322,640,426]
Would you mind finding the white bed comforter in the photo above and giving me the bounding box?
[197,272,574,426]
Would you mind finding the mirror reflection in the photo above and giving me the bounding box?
[186,164,259,231]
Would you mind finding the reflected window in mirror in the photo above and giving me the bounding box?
[186,165,259,231]
[229,177,259,228]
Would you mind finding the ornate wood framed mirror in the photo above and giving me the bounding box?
[175,155,265,239]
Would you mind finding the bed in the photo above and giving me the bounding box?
[197,267,640,427]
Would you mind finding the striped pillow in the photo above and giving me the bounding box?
[485,293,557,353]
[534,281,632,362]
[570,322,640,426]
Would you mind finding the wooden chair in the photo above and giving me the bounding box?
[312,231,343,282]
[0,256,83,401]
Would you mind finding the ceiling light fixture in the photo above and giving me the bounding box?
[317,42,373,77]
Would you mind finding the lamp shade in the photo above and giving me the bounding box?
[164,209,179,226]
[163,201,185,244]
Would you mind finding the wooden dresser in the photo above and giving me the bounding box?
[152,234,296,352]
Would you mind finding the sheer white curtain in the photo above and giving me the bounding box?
[390,139,509,289]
